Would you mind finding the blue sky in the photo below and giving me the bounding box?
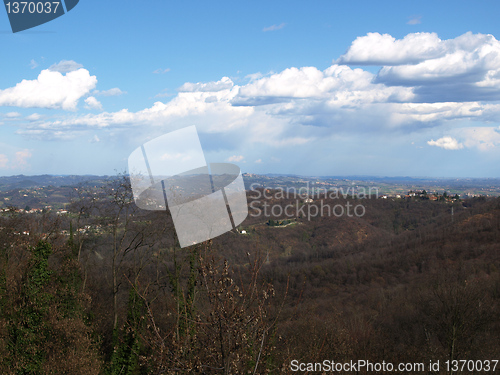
[1,0,500,177]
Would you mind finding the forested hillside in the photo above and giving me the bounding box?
[0,176,498,374]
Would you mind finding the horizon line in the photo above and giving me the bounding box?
[0,173,499,180]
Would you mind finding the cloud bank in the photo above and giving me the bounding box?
[338,32,500,102]
[7,32,500,157]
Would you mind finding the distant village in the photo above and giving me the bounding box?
[0,206,66,215]
[377,189,479,201]
[296,189,475,202]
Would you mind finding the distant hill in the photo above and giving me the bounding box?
[0,175,112,191]
[0,173,498,196]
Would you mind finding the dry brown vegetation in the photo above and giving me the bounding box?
[0,179,498,374]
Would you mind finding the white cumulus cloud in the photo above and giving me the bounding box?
[233,65,413,106]
[85,96,103,110]
[427,136,464,150]
[339,32,500,102]
[0,68,97,110]
[178,77,234,92]
[337,32,445,65]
